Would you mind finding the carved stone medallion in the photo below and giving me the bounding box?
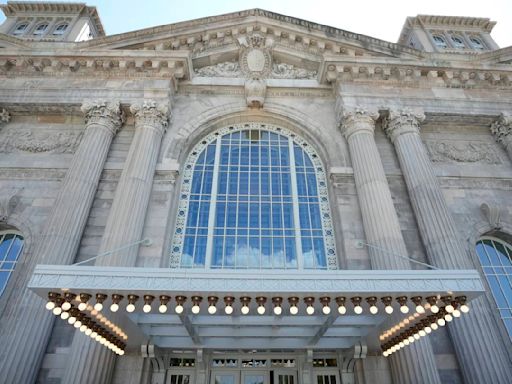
[238,33,272,78]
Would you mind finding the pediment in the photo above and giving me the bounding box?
[0,33,30,49]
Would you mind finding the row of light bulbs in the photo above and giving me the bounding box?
[45,292,126,355]
[380,295,469,342]
[381,302,469,357]
[49,292,469,317]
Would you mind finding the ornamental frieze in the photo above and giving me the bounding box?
[0,128,83,154]
[425,140,502,164]
[194,61,317,79]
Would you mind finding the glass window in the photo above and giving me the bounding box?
[450,35,466,49]
[53,23,68,35]
[33,23,49,36]
[0,232,24,296]
[432,35,447,48]
[170,123,337,270]
[469,37,485,50]
[12,23,28,36]
[476,237,512,340]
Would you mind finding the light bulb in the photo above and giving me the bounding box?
[126,303,135,313]
[52,307,62,316]
[306,305,315,315]
[80,324,87,332]
[175,304,184,314]
[119,350,125,356]
[408,336,415,343]
[60,311,69,320]
[453,309,461,318]
[191,305,200,314]
[90,331,98,339]
[431,323,438,330]
[110,303,119,312]
[383,351,388,357]
[143,304,152,313]
[425,326,432,334]
[354,305,363,315]
[257,305,265,315]
[85,328,92,336]
[241,305,250,315]
[370,305,378,315]
[94,302,103,311]
[225,305,233,315]
[437,318,446,326]
[46,301,55,310]
[78,302,87,311]
[62,302,71,311]
[338,305,346,315]
[274,306,282,315]
[415,305,425,314]
[385,305,393,314]
[460,304,469,313]
[445,314,453,322]
[395,344,401,350]
[289,305,298,315]
[400,305,409,314]
[430,305,439,314]
[445,304,454,313]
[414,333,420,340]
[159,304,168,313]
[208,305,217,315]
[399,342,404,348]
[95,335,102,341]
[404,339,410,346]
[419,330,426,337]
[322,306,331,315]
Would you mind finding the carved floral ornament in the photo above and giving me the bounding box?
[0,188,21,223]
[0,128,83,154]
[130,100,171,133]
[337,106,379,139]
[382,109,425,142]
[490,113,512,144]
[0,108,11,125]
[81,100,125,134]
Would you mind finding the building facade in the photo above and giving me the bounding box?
[0,2,511,383]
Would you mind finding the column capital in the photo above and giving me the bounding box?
[0,108,11,126]
[81,100,124,135]
[130,100,170,134]
[338,106,379,140]
[490,112,512,145]
[383,108,425,143]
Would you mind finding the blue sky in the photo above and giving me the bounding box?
[1,0,511,47]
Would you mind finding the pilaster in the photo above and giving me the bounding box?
[0,100,123,384]
[490,113,512,160]
[384,108,512,384]
[339,106,440,384]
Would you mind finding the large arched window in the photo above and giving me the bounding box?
[476,237,512,339]
[170,123,337,270]
[0,231,24,296]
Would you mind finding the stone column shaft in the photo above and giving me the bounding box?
[0,101,123,384]
[63,100,170,384]
[340,108,441,384]
[385,109,512,384]
[491,113,512,160]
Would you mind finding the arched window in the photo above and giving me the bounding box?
[52,23,68,36]
[12,22,29,36]
[450,35,466,49]
[0,231,24,296]
[476,237,512,339]
[170,123,337,270]
[469,37,485,50]
[33,23,49,36]
[432,34,447,49]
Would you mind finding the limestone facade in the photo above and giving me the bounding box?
[0,3,511,384]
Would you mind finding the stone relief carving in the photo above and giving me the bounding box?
[0,188,21,223]
[130,100,171,133]
[194,61,317,79]
[194,61,242,77]
[426,141,502,164]
[0,108,11,126]
[244,78,266,108]
[480,202,502,230]
[0,128,83,154]
[271,63,317,79]
[490,112,512,144]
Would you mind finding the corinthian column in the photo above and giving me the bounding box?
[339,107,441,384]
[0,101,123,384]
[384,109,512,384]
[63,100,170,384]
[491,113,512,160]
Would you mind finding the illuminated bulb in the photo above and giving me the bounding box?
[126,303,135,313]
[143,304,152,313]
[453,309,461,318]
[385,305,393,314]
[445,314,453,322]
[395,344,401,351]
[419,330,426,337]
[445,304,454,313]
[437,318,446,326]
[408,336,415,343]
[274,306,282,316]
[94,302,103,311]
[369,305,378,315]
[430,304,439,314]
[175,304,184,314]
[60,311,70,320]
[159,304,168,314]
[70,318,78,326]
[460,304,469,313]
[90,332,98,339]
[383,351,388,357]
[62,302,72,311]
[415,305,425,314]
[425,326,432,334]
[191,305,200,314]
[80,325,87,332]
[95,334,102,341]
[404,339,410,346]
[208,305,217,315]
[354,305,363,315]
[225,305,234,315]
[46,301,55,310]
[241,305,250,315]
[110,303,119,312]
[431,323,438,330]
[338,305,346,315]
[78,302,87,311]
[257,305,266,315]
[400,305,409,314]
[85,328,92,336]
[119,350,125,356]
[399,342,405,348]
[52,307,62,316]
[306,305,315,315]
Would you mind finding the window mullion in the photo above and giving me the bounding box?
[288,138,303,269]
[204,139,222,269]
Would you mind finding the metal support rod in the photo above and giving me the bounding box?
[72,238,152,266]
[356,240,440,270]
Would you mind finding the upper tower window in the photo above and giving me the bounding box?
[469,37,485,50]
[33,23,49,36]
[0,231,24,296]
[12,22,28,36]
[450,35,466,48]
[52,23,68,36]
[432,34,447,48]
[170,123,337,270]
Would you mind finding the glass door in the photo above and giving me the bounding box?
[166,372,193,384]
[314,373,340,384]
[211,370,239,384]
[274,370,297,384]
[241,371,268,384]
